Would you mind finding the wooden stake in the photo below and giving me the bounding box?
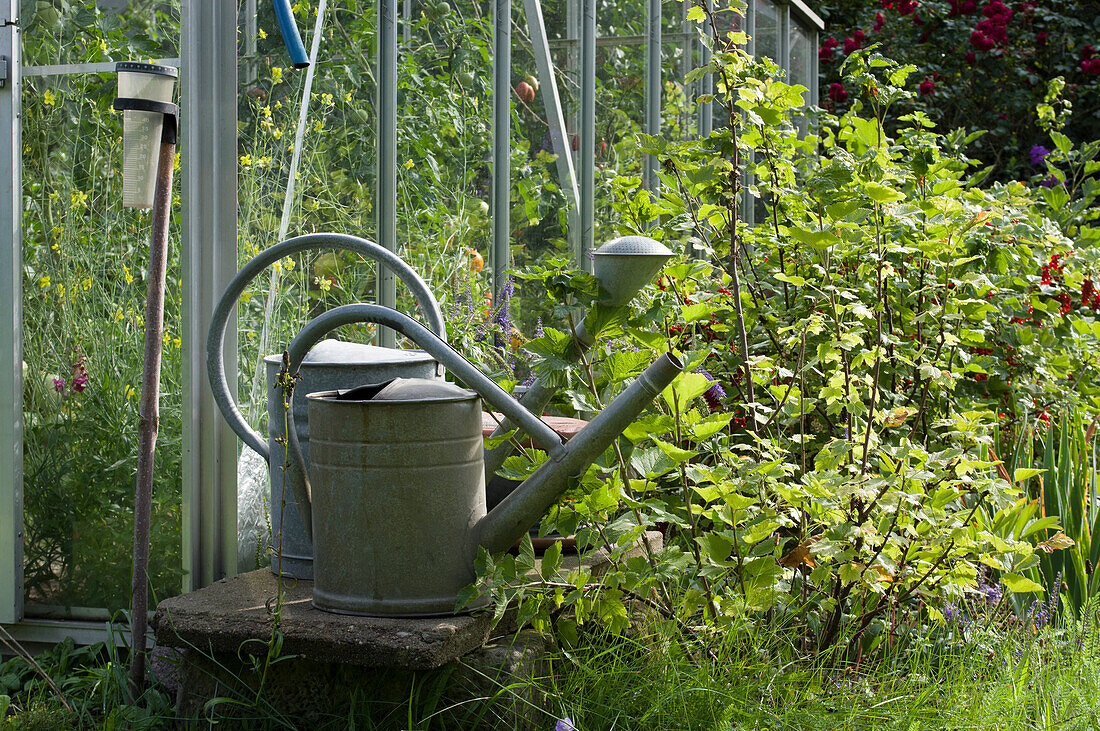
[129,133,175,695]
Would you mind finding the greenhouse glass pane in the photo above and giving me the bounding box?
[789,22,811,90]
[754,0,779,63]
[789,20,811,135]
[21,2,183,614]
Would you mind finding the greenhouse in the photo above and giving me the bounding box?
[0,0,1098,727]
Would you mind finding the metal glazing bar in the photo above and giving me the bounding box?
[779,2,790,73]
[809,29,819,106]
[377,0,398,347]
[681,2,692,137]
[24,58,182,77]
[241,0,257,83]
[547,31,695,49]
[524,0,579,261]
[403,0,411,45]
[492,0,511,295]
[698,0,712,139]
[742,0,755,227]
[182,0,239,590]
[0,6,22,625]
[579,0,594,271]
[643,0,660,193]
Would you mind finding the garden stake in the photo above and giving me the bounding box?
[114,76,179,694]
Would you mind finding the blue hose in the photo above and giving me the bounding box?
[273,0,310,69]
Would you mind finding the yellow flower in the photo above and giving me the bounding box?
[123,385,135,400]
[258,27,267,40]
[261,118,274,129]
[123,265,133,284]
[239,154,253,168]
[271,66,284,84]
[81,277,91,290]
[38,275,50,289]
[282,257,296,271]
[314,276,332,293]
[43,89,56,106]
[55,283,64,297]
[404,159,415,170]
[173,337,182,349]
[272,128,283,140]
[321,93,334,107]
[174,152,181,171]
[344,92,352,104]
[50,243,59,253]
[312,119,325,133]
[70,190,88,209]
[262,105,272,119]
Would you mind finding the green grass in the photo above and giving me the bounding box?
[5,613,1100,730]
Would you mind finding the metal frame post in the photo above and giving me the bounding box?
[524,0,580,259]
[377,0,398,346]
[0,0,22,625]
[680,1,692,137]
[579,0,594,269]
[492,0,511,295]
[643,0,660,193]
[742,0,756,228]
[697,0,712,139]
[182,0,239,590]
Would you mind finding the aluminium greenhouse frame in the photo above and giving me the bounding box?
[0,0,821,645]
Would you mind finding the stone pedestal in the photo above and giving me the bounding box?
[151,532,662,728]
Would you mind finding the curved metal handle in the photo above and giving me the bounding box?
[272,0,310,69]
[206,233,448,463]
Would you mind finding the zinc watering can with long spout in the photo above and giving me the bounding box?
[206,233,447,579]
[279,303,683,616]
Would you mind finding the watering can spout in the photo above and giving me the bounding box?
[475,352,683,555]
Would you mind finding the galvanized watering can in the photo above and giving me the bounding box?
[206,233,447,579]
[281,303,683,616]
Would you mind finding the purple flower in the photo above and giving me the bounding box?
[534,317,544,339]
[1030,145,1051,166]
[52,377,65,394]
[71,375,89,393]
[556,719,577,731]
[696,368,726,412]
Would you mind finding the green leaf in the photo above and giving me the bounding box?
[652,437,697,464]
[863,182,904,203]
[1013,467,1045,483]
[1002,573,1045,593]
[686,5,705,22]
[774,272,806,287]
[689,413,733,441]
[699,534,733,564]
[663,372,713,411]
[540,540,563,580]
[682,303,720,323]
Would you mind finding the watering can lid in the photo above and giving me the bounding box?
[326,377,475,402]
[263,339,437,367]
[373,378,476,401]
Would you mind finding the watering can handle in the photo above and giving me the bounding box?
[206,233,448,462]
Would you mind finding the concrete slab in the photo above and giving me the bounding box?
[152,531,662,673]
[153,570,494,670]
